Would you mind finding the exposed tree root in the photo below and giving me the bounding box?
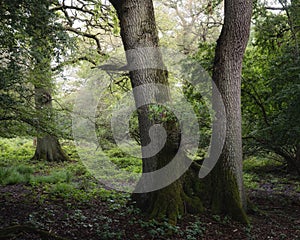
[134,164,205,225]
[132,159,250,225]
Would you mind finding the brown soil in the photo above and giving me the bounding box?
[0,183,299,240]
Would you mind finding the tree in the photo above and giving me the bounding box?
[242,0,300,174]
[107,0,252,224]
[210,0,253,221]
[24,1,69,162]
[156,0,223,54]
[108,0,178,222]
[0,0,37,137]
[51,0,116,67]
[0,0,69,161]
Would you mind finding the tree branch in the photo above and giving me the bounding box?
[265,6,285,11]
[241,85,270,127]
[64,26,104,55]
[52,56,97,71]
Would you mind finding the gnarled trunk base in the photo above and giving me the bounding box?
[133,175,203,225]
[210,161,249,224]
[31,135,69,162]
[132,160,249,225]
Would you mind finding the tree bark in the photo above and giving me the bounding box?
[109,0,203,224]
[210,0,252,223]
[31,87,69,162]
[109,0,252,224]
[29,2,69,162]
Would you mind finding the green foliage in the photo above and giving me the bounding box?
[184,219,206,239]
[254,13,289,53]
[243,173,260,189]
[243,156,281,173]
[140,219,181,237]
[0,137,35,164]
[0,138,133,203]
[49,182,77,198]
[104,147,142,173]
[31,170,72,185]
[0,165,33,185]
[0,163,73,188]
[148,104,178,123]
[243,156,300,198]
[138,217,207,239]
[242,1,300,172]
[0,0,71,138]
[181,44,216,160]
[193,42,216,74]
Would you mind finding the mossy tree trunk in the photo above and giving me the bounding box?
[109,0,203,224]
[109,0,252,224]
[209,0,253,223]
[30,3,69,162]
[31,87,69,162]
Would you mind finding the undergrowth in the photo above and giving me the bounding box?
[1,138,300,239]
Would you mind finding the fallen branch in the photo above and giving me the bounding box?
[0,225,69,240]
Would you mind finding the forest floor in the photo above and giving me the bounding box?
[0,139,300,239]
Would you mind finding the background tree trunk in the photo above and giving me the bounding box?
[210,0,253,223]
[32,87,69,162]
[296,146,300,174]
[29,2,69,162]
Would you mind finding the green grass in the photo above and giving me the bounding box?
[0,137,35,165]
[243,172,260,189]
[243,156,300,193]
[104,147,142,173]
[0,165,32,185]
[49,182,77,198]
[1,137,300,239]
[0,165,73,186]
[0,138,134,203]
[31,170,72,185]
[243,156,282,173]
[1,137,299,212]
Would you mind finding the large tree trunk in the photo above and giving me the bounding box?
[31,87,69,162]
[109,0,203,224]
[109,0,252,224]
[210,0,252,223]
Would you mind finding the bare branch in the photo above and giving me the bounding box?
[265,6,285,11]
[65,26,105,55]
[52,56,97,71]
[50,5,95,15]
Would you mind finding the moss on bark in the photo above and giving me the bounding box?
[133,162,205,225]
[210,162,249,224]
